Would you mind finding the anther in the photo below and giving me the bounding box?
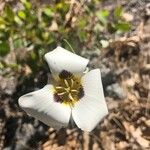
[64,79,69,87]
[71,79,74,87]
[71,89,78,93]
[55,86,63,89]
[58,92,67,96]
[68,93,74,101]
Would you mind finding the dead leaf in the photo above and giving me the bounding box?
[122,13,133,22]
[123,122,149,148]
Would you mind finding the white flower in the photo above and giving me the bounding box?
[18,46,108,132]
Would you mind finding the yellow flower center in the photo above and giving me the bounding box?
[53,70,84,106]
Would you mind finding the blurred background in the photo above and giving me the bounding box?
[0,0,149,149]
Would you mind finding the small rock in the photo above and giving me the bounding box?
[146,3,150,16]
[15,123,35,150]
[106,83,126,99]
[3,147,11,150]
[0,76,17,95]
[101,70,117,90]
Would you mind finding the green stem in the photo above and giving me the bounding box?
[63,39,75,53]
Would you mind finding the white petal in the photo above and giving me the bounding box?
[72,69,108,131]
[18,85,71,129]
[44,46,89,75]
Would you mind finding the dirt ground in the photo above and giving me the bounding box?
[0,0,150,150]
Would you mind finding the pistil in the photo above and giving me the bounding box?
[53,72,84,105]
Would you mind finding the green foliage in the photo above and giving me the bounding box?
[0,1,131,73]
[18,10,26,20]
[114,6,123,18]
[4,4,15,22]
[115,22,130,32]
[96,9,109,25]
[0,42,10,56]
[96,6,130,34]
[43,7,54,17]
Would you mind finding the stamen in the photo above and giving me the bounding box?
[55,86,63,89]
[64,79,69,87]
[71,89,78,93]
[71,79,74,87]
[58,92,67,96]
[53,75,82,105]
[68,93,74,101]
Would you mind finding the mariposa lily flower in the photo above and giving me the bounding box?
[18,46,108,131]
